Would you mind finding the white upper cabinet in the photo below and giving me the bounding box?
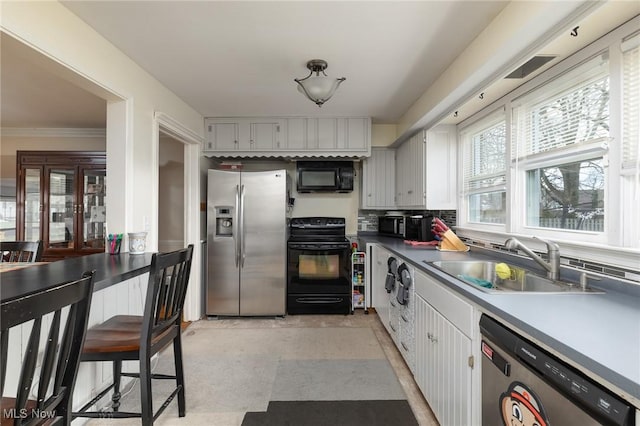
[204,117,371,157]
[362,148,396,209]
[395,124,457,210]
[425,124,457,209]
[204,117,285,152]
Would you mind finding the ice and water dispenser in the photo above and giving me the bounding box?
[214,206,234,239]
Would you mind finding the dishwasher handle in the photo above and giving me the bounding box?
[481,340,511,376]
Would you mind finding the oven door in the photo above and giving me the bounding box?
[287,241,351,295]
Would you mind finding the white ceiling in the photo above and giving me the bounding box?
[1,2,638,131]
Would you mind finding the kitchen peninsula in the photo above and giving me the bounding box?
[1,252,154,304]
[1,252,155,413]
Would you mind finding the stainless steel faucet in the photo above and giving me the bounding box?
[504,236,560,281]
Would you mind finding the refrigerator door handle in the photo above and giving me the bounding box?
[240,184,246,267]
[234,184,240,267]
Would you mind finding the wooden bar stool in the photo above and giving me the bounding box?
[0,241,43,262]
[73,245,194,425]
[1,271,95,426]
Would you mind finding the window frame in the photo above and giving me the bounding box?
[456,16,640,269]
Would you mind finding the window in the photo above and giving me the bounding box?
[513,54,609,234]
[459,18,639,257]
[461,112,507,225]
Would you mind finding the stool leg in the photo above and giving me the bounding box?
[173,333,186,417]
[140,355,153,425]
[112,360,122,412]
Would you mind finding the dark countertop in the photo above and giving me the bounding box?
[0,252,154,304]
[358,233,640,406]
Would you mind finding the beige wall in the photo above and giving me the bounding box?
[371,124,397,147]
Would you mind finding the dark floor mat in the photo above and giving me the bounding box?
[242,400,418,426]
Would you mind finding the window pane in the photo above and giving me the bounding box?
[468,191,506,224]
[526,158,604,231]
[471,122,506,177]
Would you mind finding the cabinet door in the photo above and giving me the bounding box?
[395,133,427,208]
[79,167,106,252]
[415,293,472,426]
[286,118,307,150]
[362,148,396,209]
[246,118,286,150]
[429,305,472,426]
[250,121,279,150]
[425,124,457,209]
[346,118,368,151]
[372,245,391,331]
[44,166,77,255]
[395,140,408,207]
[317,118,337,150]
[206,121,239,151]
[21,167,42,243]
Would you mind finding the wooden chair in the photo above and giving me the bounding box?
[0,241,43,263]
[73,245,194,425]
[1,271,95,426]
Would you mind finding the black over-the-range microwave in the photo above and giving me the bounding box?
[296,161,354,193]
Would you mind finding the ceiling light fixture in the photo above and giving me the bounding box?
[294,59,345,107]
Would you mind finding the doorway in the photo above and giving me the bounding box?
[158,131,185,253]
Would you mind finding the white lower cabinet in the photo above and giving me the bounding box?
[368,244,477,426]
[414,269,474,426]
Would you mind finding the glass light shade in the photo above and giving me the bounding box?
[296,76,345,106]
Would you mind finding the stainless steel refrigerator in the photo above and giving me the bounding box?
[206,169,287,316]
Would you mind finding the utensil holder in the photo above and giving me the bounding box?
[107,234,122,255]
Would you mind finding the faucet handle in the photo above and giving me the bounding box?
[533,236,559,251]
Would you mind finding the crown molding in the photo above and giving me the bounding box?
[0,127,106,138]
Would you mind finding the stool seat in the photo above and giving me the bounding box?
[82,315,173,354]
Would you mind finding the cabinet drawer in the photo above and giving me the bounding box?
[414,269,474,338]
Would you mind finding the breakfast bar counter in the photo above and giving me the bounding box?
[0,252,154,303]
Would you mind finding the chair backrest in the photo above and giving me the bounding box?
[1,271,95,426]
[142,245,194,351]
[0,241,43,263]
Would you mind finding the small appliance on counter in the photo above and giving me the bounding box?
[404,215,435,242]
[378,212,405,238]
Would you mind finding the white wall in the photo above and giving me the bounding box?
[1,1,205,319]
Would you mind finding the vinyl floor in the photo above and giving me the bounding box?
[82,311,438,426]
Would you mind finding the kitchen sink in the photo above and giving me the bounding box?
[427,260,603,294]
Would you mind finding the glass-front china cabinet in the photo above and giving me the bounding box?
[16,151,106,260]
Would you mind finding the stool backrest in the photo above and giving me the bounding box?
[142,245,194,351]
[0,241,43,263]
[1,271,95,426]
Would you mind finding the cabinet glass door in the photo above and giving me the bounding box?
[82,168,106,250]
[24,168,41,242]
[47,168,75,250]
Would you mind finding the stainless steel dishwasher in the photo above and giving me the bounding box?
[480,314,635,426]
